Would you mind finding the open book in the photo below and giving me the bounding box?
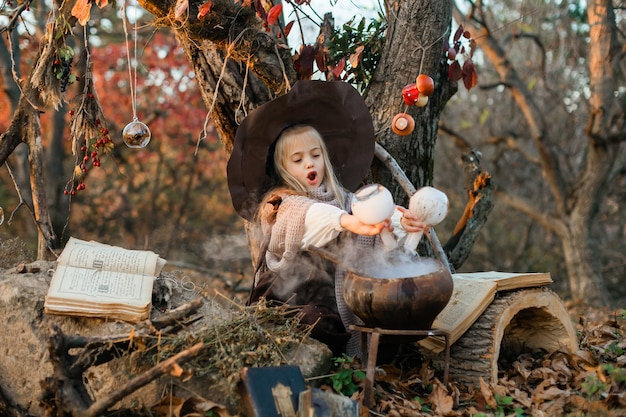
[44,237,167,323]
[419,271,552,353]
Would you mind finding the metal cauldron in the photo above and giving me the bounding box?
[342,258,453,331]
[310,247,454,331]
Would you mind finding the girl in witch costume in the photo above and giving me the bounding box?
[227,80,428,356]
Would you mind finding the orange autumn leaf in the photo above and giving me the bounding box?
[71,0,93,26]
[197,0,212,19]
[479,377,497,409]
[267,4,282,25]
[169,362,184,377]
[429,382,455,416]
[349,45,364,68]
[72,0,109,25]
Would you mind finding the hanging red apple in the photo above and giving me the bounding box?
[416,74,435,96]
[402,83,420,105]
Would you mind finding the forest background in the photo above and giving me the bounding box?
[0,0,624,308]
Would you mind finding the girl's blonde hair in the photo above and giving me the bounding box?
[259,125,347,220]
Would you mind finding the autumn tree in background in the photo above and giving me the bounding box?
[0,4,237,261]
[433,0,624,306]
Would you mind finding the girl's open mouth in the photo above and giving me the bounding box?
[307,171,317,184]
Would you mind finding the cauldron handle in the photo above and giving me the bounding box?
[425,228,455,274]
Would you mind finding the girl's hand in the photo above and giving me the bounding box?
[340,214,390,236]
[397,206,430,233]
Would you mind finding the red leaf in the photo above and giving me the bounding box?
[446,47,457,60]
[294,44,315,79]
[448,60,462,82]
[314,48,326,73]
[197,1,212,19]
[453,24,464,42]
[331,57,346,79]
[267,4,282,25]
[462,59,478,90]
[284,20,294,37]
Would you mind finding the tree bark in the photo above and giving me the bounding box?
[25,106,57,258]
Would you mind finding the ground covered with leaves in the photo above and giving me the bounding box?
[0,242,623,417]
[357,306,625,417]
[153,265,624,417]
[141,294,625,417]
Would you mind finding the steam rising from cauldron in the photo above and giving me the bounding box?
[338,239,443,279]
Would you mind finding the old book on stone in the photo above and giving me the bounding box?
[419,271,553,353]
[44,237,166,323]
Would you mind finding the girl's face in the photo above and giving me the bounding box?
[283,134,326,191]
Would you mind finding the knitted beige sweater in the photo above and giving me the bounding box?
[259,184,374,356]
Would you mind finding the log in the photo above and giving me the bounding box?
[429,287,578,386]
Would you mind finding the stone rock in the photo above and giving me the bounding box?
[0,261,333,416]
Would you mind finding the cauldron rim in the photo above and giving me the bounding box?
[348,259,449,281]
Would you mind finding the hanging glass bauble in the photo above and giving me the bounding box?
[123,118,151,148]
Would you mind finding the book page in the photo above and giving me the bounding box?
[46,264,153,306]
[57,237,164,276]
[452,271,552,291]
[419,277,497,352]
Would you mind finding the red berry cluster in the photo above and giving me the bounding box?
[64,118,113,196]
[64,182,85,196]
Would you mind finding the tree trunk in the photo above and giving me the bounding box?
[367,1,457,207]
[24,105,57,259]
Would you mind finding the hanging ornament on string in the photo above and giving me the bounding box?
[121,0,151,148]
[123,117,150,148]
[392,48,436,137]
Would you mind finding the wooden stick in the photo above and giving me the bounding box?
[84,343,206,417]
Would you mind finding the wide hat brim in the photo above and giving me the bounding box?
[227,80,375,220]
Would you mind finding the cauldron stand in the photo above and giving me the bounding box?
[349,324,450,408]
